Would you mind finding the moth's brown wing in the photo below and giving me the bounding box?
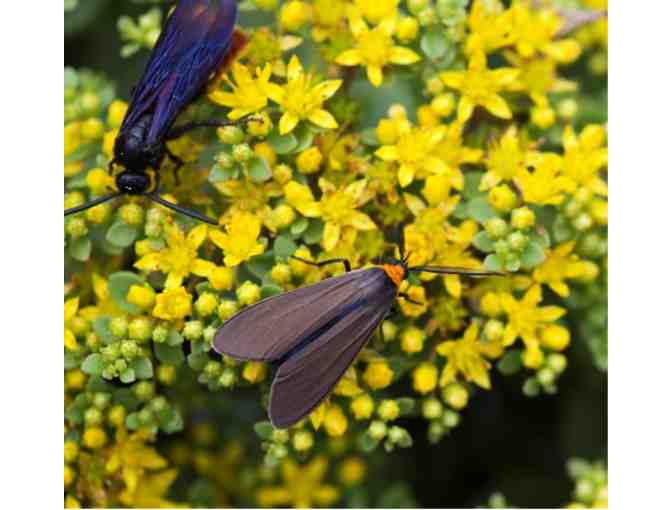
[268,272,398,429]
[213,269,383,362]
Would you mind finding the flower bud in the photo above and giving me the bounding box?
[84,407,103,426]
[66,217,88,238]
[195,292,219,317]
[110,317,128,338]
[134,381,155,401]
[401,326,426,353]
[218,300,239,320]
[128,317,153,342]
[219,368,237,388]
[218,126,245,145]
[296,147,323,174]
[442,383,469,410]
[397,17,419,42]
[237,281,261,306]
[157,364,176,385]
[152,325,168,343]
[183,320,204,341]
[511,207,535,230]
[273,164,293,184]
[292,430,314,451]
[507,231,528,252]
[378,399,400,421]
[233,143,254,163]
[485,217,508,238]
[422,397,443,419]
[442,409,460,428]
[351,394,374,420]
[484,319,504,341]
[271,263,292,284]
[382,320,398,341]
[413,363,438,394]
[368,420,387,440]
[120,204,144,226]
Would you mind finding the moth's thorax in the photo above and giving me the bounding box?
[382,264,405,288]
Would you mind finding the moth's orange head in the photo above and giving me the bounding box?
[383,263,405,288]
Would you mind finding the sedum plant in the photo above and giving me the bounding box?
[64,0,607,507]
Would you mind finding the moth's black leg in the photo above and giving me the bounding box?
[397,292,422,306]
[290,256,352,273]
[108,158,117,175]
[165,115,260,141]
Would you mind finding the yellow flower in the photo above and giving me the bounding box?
[266,55,342,134]
[124,468,180,508]
[500,284,566,352]
[334,367,364,397]
[435,243,483,299]
[533,241,592,297]
[562,124,608,196]
[510,1,581,64]
[209,62,273,120]
[398,284,428,317]
[465,0,515,55]
[363,360,394,390]
[433,122,482,184]
[505,52,577,109]
[440,51,519,123]
[354,0,399,23]
[209,211,265,266]
[257,456,340,508]
[135,224,214,289]
[152,286,193,321]
[481,126,534,190]
[280,1,312,32]
[284,179,376,251]
[376,124,448,187]
[64,297,79,351]
[436,322,502,389]
[105,427,170,506]
[516,153,576,205]
[336,14,420,88]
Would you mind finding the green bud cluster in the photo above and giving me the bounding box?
[118,7,162,58]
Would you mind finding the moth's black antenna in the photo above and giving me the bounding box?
[64,191,124,216]
[398,224,406,261]
[409,266,505,277]
[144,192,219,225]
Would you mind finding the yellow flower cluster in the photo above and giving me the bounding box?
[64,0,607,507]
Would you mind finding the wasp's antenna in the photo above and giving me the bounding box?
[64,191,124,216]
[144,193,219,225]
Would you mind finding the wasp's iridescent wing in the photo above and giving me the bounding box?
[120,0,239,144]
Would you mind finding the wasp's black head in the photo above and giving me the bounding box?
[114,132,163,172]
[116,171,151,195]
